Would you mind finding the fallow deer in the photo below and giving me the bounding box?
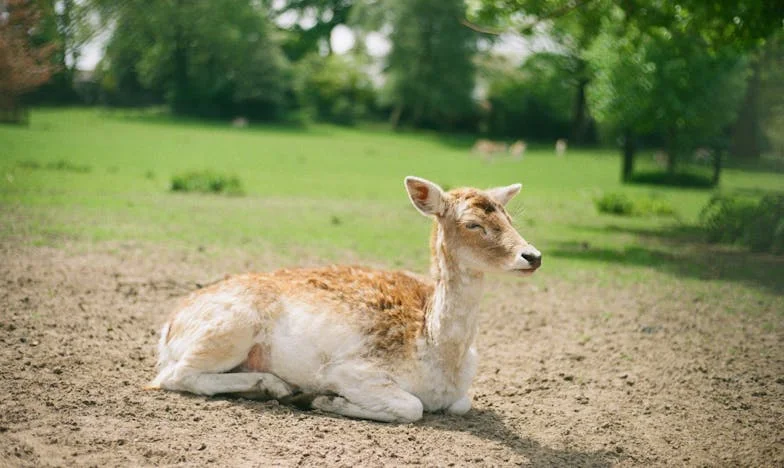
[555,139,568,157]
[472,139,508,162]
[146,176,542,423]
[509,140,527,159]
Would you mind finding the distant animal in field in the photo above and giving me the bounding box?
[654,150,669,168]
[509,140,527,159]
[472,139,508,162]
[232,117,248,128]
[693,147,713,165]
[146,176,541,423]
[555,139,567,157]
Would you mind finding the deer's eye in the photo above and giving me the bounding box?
[466,223,483,230]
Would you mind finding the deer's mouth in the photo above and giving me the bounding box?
[514,267,538,276]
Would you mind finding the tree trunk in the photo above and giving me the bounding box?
[666,127,678,174]
[172,0,190,115]
[0,95,29,126]
[712,149,722,186]
[730,54,762,159]
[389,104,403,130]
[622,129,635,182]
[570,72,590,144]
[412,101,424,128]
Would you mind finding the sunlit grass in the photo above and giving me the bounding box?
[1,108,782,307]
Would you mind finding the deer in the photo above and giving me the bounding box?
[555,139,568,157]
[509,140,527,160]
[145,176,542,423]
[472,139,508,163]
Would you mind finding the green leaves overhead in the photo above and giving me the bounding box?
[385,0,477,129]
[99,0,289,119]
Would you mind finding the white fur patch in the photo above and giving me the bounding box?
[266,299,368,392]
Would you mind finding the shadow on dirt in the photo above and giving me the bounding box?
[421,409,620,467]
[219,395,619,466]
[554,223,784,294]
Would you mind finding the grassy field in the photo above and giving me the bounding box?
[1,108,782,305]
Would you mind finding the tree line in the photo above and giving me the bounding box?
[2,0,782,179]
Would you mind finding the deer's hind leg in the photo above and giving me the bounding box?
[150,316,294,400]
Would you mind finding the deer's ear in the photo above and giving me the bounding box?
[487,183,522,206]
[404,176,446,216]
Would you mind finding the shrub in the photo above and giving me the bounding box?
[699,194,760,244]
[170,170,244,195]
[595,192,635,216]
[595,192,676,217]
[17,160,91,172]
[699,193,784,253]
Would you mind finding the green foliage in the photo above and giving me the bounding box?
[482,53,575,140]
[170,170,244,196]
[384,0,476,129]
[586,9,750,167]
[97,0,290,119]
[294,54,375,125]
[760,33,784,158]
[595,192,676,217]
[470,0,781,51]
[595,192,635,216]
[274,0,354,60]
[700,193,784,253]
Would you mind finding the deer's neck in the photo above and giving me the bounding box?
[425,222,484,370]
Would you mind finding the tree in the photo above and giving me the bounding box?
[96,0,290,119]
[294,53,375,125]
[586,10,749,181]
[481,52,574,140]
[23,0,94,103]
[758,33,784,158]
[470,0,783,178]
[272,0,354,60]
[469,0,612,144]
[385,0,476,130]
[0,0,56,123]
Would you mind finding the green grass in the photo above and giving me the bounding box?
[1,108,782,308]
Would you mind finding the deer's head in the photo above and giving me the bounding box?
[405,176,541,275]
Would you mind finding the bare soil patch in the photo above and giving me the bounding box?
[1,242,782,467]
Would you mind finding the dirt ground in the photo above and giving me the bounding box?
[1,241,782,467]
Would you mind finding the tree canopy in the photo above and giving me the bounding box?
[98,0,289,119]
[0,0,56,120]
[385,0,477,129]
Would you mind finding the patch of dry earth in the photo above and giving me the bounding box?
[1,242,782,467]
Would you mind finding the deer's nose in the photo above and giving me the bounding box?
[521,252,542,267]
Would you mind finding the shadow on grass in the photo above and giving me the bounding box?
[100,109,335,136]
[554,224,784,294]
[627,170,714,189]
[723,156,784,175]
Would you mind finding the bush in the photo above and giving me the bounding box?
[595,192,635,216]
[699,193,784,253]
[17,160,91,173]
[170,170,244,195]
[595,192,676,217]
[293,54,376,125]
[700,194,760,244]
